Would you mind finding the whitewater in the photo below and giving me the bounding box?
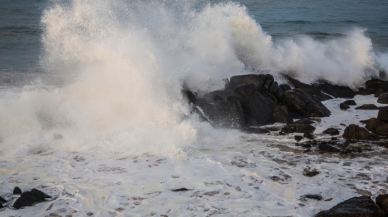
[1,0,388,216]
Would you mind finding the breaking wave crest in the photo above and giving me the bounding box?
[0,0,387,157]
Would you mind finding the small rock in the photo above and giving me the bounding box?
[343,100,357,105]
[13,188,51,209]
[319,143,340,153]
[171,188,192,192]
[343,124,379,140]
[13,187,22,195]
[281,124,316,134]
[331,137,337,140]
[355,104,379,110]
[322,128,340,135]
[0,196,6,203]
[301,194,323,201]
[340,103,350,110]
[315,196,386,217]
[303,148,311,153]
[303,169,320,177]
[295,135,303,142]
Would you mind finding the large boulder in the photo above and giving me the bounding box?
[376,194,388,214]
[283,88,331,118]
[273,105,293,123]
[377,106,388,122]
[248,91,275,125]
[228,74,265,91]
[315,196,386,217]
[376,124,388,136]
[375,84,388,97]
[378,93,388,104]
[343,124,379,140]
[358,78,388,96]
[365,118,386,132]
[197,96,245,129]
[13,189,51,209]
[311,81,357,98]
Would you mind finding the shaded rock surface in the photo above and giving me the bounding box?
[343,100,357,105]
[376,194,388,214]
[13,188,51,209]
[378,93,388,104]
[365,118,386,132]
[378,107,388,122]
[322,128,340,135]
[281,124,316,134]
[319,144,340,153]
[357,78,388,96]
[340,103,350,110]
[343,124,379,140]
[0,196,6,203]
[355,104,379,110]
[13,187,22,195]
[315,196,386,217]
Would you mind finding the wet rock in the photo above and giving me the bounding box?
[355,104,379,110]
[319,143,340,153]
[13,187,22,195]
[281,124,316,134]
[303,169,320,177]
[322,128,340,135]
[13,189,51,209]
[242,127,270,134]
[303,148,311,153]
[182,89,197,104]
[294,118,315,125]
[273,105,292,123]
[283,88,331,118]
[295,135,303,142]
[340,103,350,110]
[315,196,386,217]
[0,196,6,203]
[343,100,357,105]
[343,124,379,140]
[365,118,386,132]
[375,84,388,97]
[279,84,291,92]
[228,74,265,91]
[311,81,357,99]
[358,78,388,96]
[378,106,388,122]
[376,194,388,213]
[197,96,245,129]
[171,188,192,192]
[283,75,333,101]
[304,132,314,139]
[301,194,323,201]
[233,83,256,106]
[248,91,276,125]
[378,93,388,104]
[376,124,388,136]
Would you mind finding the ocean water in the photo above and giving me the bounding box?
[0,0,388,216]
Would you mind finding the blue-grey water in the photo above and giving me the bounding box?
[1,0,387,77]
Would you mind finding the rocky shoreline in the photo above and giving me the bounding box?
[183,73,388,216]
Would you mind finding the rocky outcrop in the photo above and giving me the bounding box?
[315,196,386,217]
[365,118,386,132]
[283,88,331,118]
[281,124,316,134]
[13,188,51,209]
[273,105,292,123]
[343,124,379,140]
[378,93,388,104]
[358,78,388,96]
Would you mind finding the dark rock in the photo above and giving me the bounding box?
[331,137,337,140]
[303,169,320,177]
[304,132,314,139]
[294,118,315,125]
[228,74,265,91]
[355,104,379,110]
[319,143,340,153]
[263,74,274,90]
[233,84,255,106]
[0,196,6,203]
[322,128,340,135]
[182,90,197,104]
[315,196,386,217]
[283,75,333,101]
[376,194,388,213]
[13,187,22,195]
[343,100,357,105]
[378,106,388,122]
[197,97,244,129]
[295,135,303,141]
[301,194,323,201]
[340,103,350,110]
[13,188,51,209]
[281,124,316,134]
[376,124,388,136]
[303,148,311,153]
[378,93,388,104]
[365,118,386,132]
[358,78,388,95]
[248,91,275,125]
[273,105,292,123]
[279,131,286,135]
[343,124,379,140]
[311,81,357,99]
[279,84,291,92]
[261,126,283,131]
[377,141,388,148]
[283,88,331,118]
[171,188,192,192]
[375,84,388,97]
[242,127,270,134]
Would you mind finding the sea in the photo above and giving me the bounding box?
[0,0,388,216]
